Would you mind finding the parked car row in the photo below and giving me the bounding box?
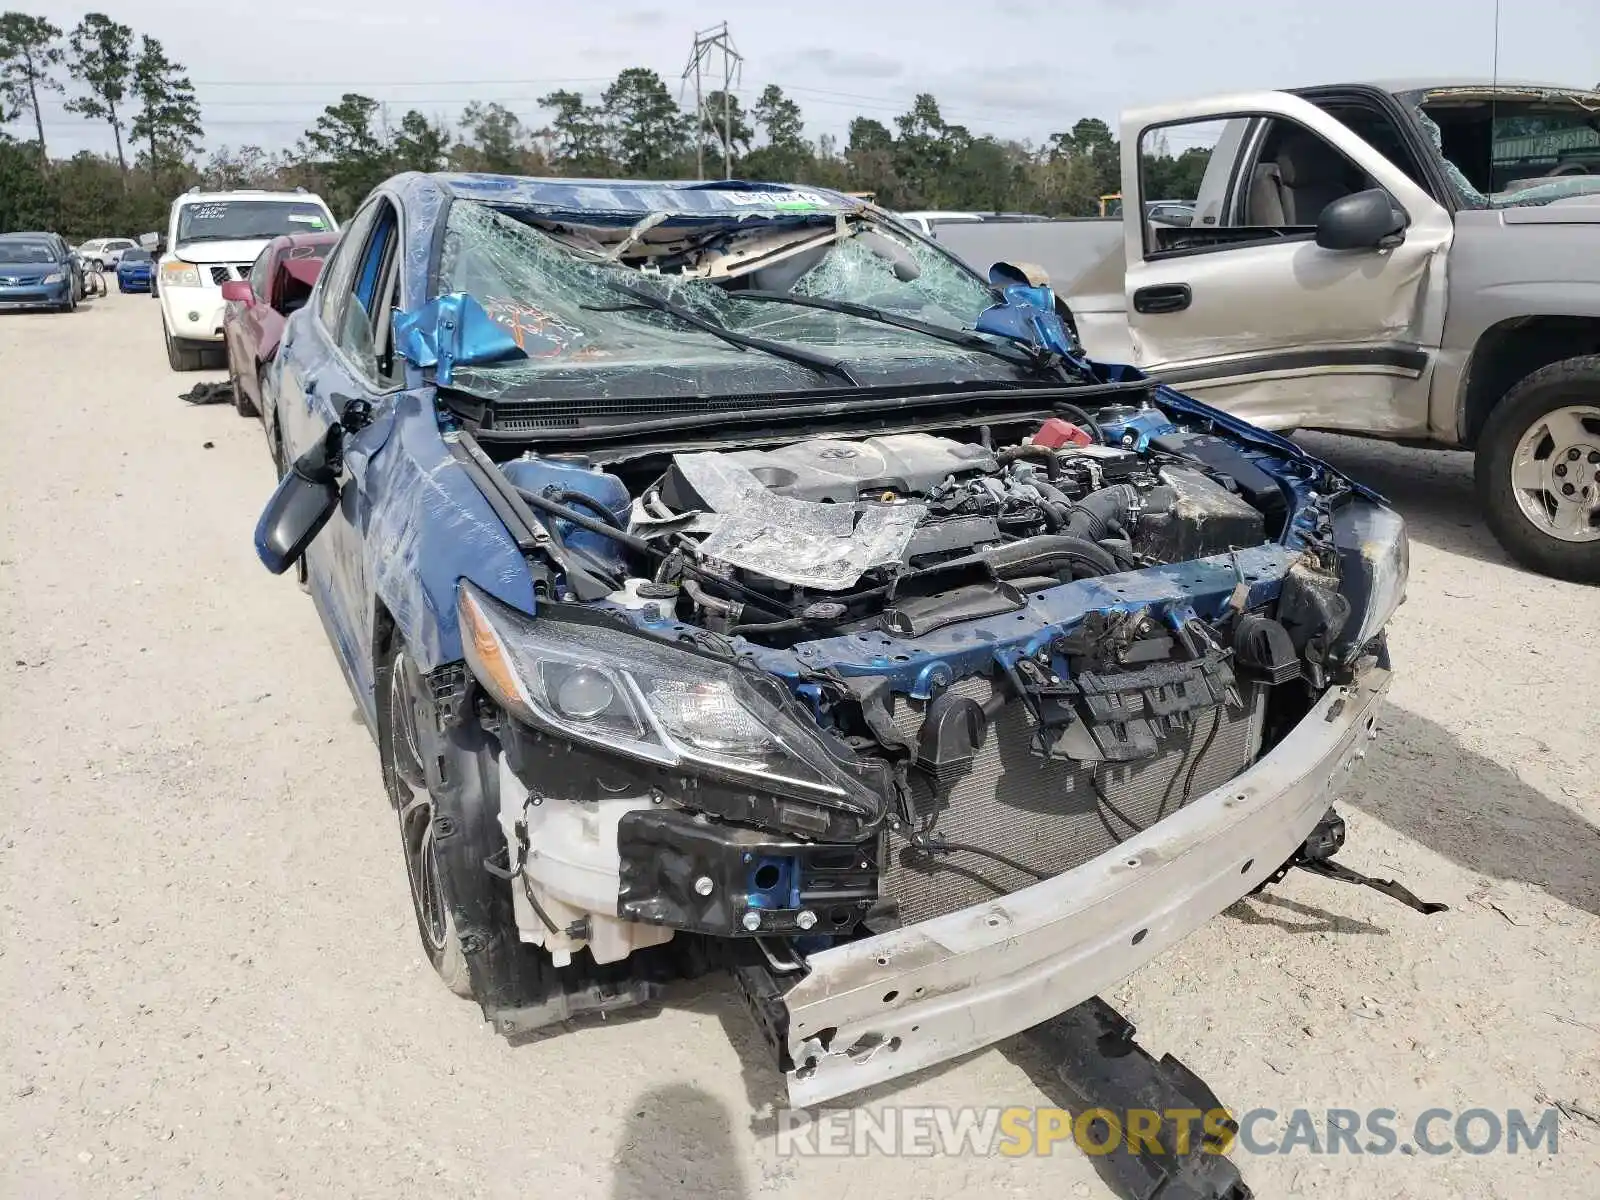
[241,171,1421,1117]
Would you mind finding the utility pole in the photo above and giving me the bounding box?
[680,21,742,180]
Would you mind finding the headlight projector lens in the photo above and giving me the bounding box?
[554,666,617,720]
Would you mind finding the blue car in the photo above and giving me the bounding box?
[255,173,1414,1108]
[0,232,78,311]
[116,247,156,293]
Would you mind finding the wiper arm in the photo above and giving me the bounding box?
[587,280,860,386]
[730,289,1059,375]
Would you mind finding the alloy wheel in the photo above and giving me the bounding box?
[1509,404,1600,543]
[390,651,448,952]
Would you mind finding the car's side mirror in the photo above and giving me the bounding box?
[220,280,253,304]
[253,429,343,574]
[1316,188,1407,251]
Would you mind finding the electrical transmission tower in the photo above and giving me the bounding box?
[681,21,743,180]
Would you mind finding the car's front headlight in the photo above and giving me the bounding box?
[458,582,877,818]
[42,271,64,284]
[160,261,202,287]
[1331,500,1408,659]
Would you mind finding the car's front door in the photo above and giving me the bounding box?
[1119,91,1453,435]
[277,196,405,715]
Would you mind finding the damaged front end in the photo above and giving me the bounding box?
[450,384,1406,1102]
[330,179,1416,1106]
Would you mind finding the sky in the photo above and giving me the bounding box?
[8,0,1599,160]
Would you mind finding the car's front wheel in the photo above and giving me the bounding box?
[380,643,474,998]
[1476,354,1600,583]
[230,361,258,418]
[164,320,205,371]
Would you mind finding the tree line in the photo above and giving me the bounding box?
[3,10,1209,239]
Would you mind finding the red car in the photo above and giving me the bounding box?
[221,232,338,426]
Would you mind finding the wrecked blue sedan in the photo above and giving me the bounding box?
[256,174,1415,1106]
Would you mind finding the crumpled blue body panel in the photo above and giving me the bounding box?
[361,392,537,686]
[975,262,1079,358]
[600,544,1298,701]
[433,173,862,226]
[392,292,528,385]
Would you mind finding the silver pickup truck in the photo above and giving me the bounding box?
[933,81,1600,583]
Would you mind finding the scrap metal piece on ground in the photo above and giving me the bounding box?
[1021,996,1254,1200]
[179,380,234,406]
[1266,807,1449,915]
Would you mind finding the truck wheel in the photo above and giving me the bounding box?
[1475,355,1600,583]
[380,642,475,999]
[164,321,205,371]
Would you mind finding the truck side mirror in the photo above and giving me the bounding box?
[1316,188,1406,251]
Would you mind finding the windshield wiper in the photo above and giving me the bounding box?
[586,280,860,386]
[730,289,1061,376]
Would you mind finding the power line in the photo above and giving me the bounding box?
[681,21,742,180]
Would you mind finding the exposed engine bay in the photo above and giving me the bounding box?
[647,421,1270,624]
[501,400,1299,647]
[476,392,1401,968]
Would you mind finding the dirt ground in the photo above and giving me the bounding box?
[2,291,1596,1199]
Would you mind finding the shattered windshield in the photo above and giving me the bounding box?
[438,200,1016,401]
[1411,91,1600,208]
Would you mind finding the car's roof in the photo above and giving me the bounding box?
[427,173,863,222]
[1311,78,1600,100]
[174,189,329,203]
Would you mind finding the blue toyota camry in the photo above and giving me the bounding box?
[254,172,1415,1107]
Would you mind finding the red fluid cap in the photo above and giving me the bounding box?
[1033,417,1093,449]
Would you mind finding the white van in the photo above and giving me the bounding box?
[158,188,337,371]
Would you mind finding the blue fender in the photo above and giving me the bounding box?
[362,390,538,679]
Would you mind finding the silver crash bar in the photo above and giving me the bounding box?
[782,665,1390,1106]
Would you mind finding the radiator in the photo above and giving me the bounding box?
[882,677,1265,924]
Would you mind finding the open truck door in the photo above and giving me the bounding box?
[1118,90,1453,435]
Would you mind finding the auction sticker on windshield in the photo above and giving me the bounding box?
[722,189,836,210]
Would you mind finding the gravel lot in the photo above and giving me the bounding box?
[2,291,1596,1199]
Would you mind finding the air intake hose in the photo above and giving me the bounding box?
[1063,483,1139,542]
[979,534,1118,582]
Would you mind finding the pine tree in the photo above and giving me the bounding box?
[64,12,135,173]
[0,12,65,166]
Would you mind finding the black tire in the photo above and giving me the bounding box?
[1475,354,1600,584]
[374,636,594,1024]
[378,642,474,999]
[164,321,205,371]
[230,362,258,418]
